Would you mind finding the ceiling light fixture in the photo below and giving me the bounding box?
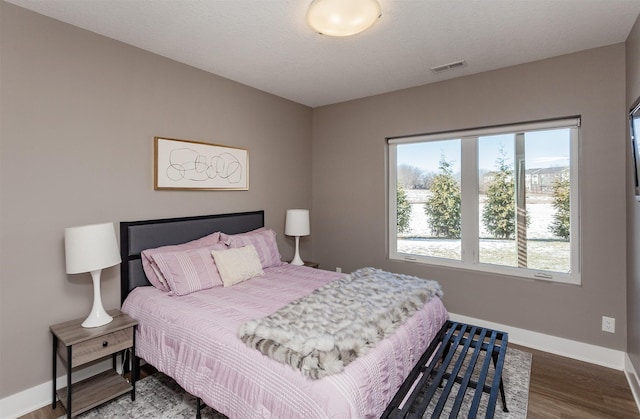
[306,0,382,37]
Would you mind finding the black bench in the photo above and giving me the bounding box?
[382,320,509,419]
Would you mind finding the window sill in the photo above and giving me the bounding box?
[389,253,581,286]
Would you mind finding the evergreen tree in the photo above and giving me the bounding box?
[482,149,515,239]
[397,184,412,234]
[549,177,570,240]
[424,156,461,238]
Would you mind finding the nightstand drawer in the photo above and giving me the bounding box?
[70,328,133,368]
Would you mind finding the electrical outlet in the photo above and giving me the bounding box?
[336,267,342,273]
[602,316,615,333]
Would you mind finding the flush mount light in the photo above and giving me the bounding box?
[306,0,382,37]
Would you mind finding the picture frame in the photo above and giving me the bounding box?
[154,137,249,191]
[630,98,640,197]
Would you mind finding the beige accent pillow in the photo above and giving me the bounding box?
[211,245,264,287]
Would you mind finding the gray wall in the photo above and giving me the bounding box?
[312,44,628,350]
[0,3,312,398]
[627,13,640,380]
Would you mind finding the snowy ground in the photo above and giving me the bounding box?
[397,190,570,272]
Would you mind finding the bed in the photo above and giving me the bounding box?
[120,211,448,418]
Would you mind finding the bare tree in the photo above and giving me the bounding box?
[397,164,424,189]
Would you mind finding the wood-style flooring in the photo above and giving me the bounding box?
[19,344,640,419]
[520,344,639,419]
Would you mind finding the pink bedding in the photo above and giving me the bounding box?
[122,264,448,419]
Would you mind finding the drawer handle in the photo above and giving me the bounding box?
[102,341,109,348]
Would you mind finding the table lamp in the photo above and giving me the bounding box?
[64,222,121,328]
[285,209,310,266]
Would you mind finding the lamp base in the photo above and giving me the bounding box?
[290,236,305,266]
[82,311,113,328]
[82,270,113,328]
[290,255,304,266]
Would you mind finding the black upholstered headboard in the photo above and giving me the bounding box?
[120,210,265,304]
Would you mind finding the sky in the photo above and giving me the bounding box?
[396,128,571,174]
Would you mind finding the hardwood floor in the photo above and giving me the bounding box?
[517,344,639,419]
[19,346,640,418]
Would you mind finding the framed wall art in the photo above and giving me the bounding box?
[154,137,249,190]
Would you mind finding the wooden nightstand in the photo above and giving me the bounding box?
[50,309,137,418]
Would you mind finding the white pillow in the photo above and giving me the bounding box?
[211,245,264,287]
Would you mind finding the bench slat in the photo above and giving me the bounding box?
[450,327,487,416]
[416,323,470,416]
[433,325,478,417]
[468,330,499,417]
[486,336,510,417]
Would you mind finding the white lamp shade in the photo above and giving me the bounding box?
[64,222,121,274]
[306,0,382,37]
[285,209,310,237]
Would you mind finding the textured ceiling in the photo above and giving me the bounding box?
[6,0,640,107]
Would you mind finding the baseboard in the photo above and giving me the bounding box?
[0,358,118,419]
[625,354,640,414]
[0,317,629,419]
[449,312,626,370]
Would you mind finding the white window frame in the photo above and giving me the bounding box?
[388,117,581,285]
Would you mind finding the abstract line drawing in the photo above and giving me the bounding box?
[154,137,248,190]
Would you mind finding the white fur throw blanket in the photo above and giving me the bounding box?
[238,267,443,379]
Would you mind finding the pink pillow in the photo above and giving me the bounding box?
[222,228,284,269]
[152,244,226,296]
[141,231,221,291]
[218,227,266,243]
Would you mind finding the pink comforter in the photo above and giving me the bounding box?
[122,265,448,419]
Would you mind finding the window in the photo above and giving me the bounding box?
[388,118,580,284]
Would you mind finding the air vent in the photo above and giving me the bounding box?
[430,60,466,74]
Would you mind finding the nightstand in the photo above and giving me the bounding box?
[303,261,320,269]
[50,309,137,418]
